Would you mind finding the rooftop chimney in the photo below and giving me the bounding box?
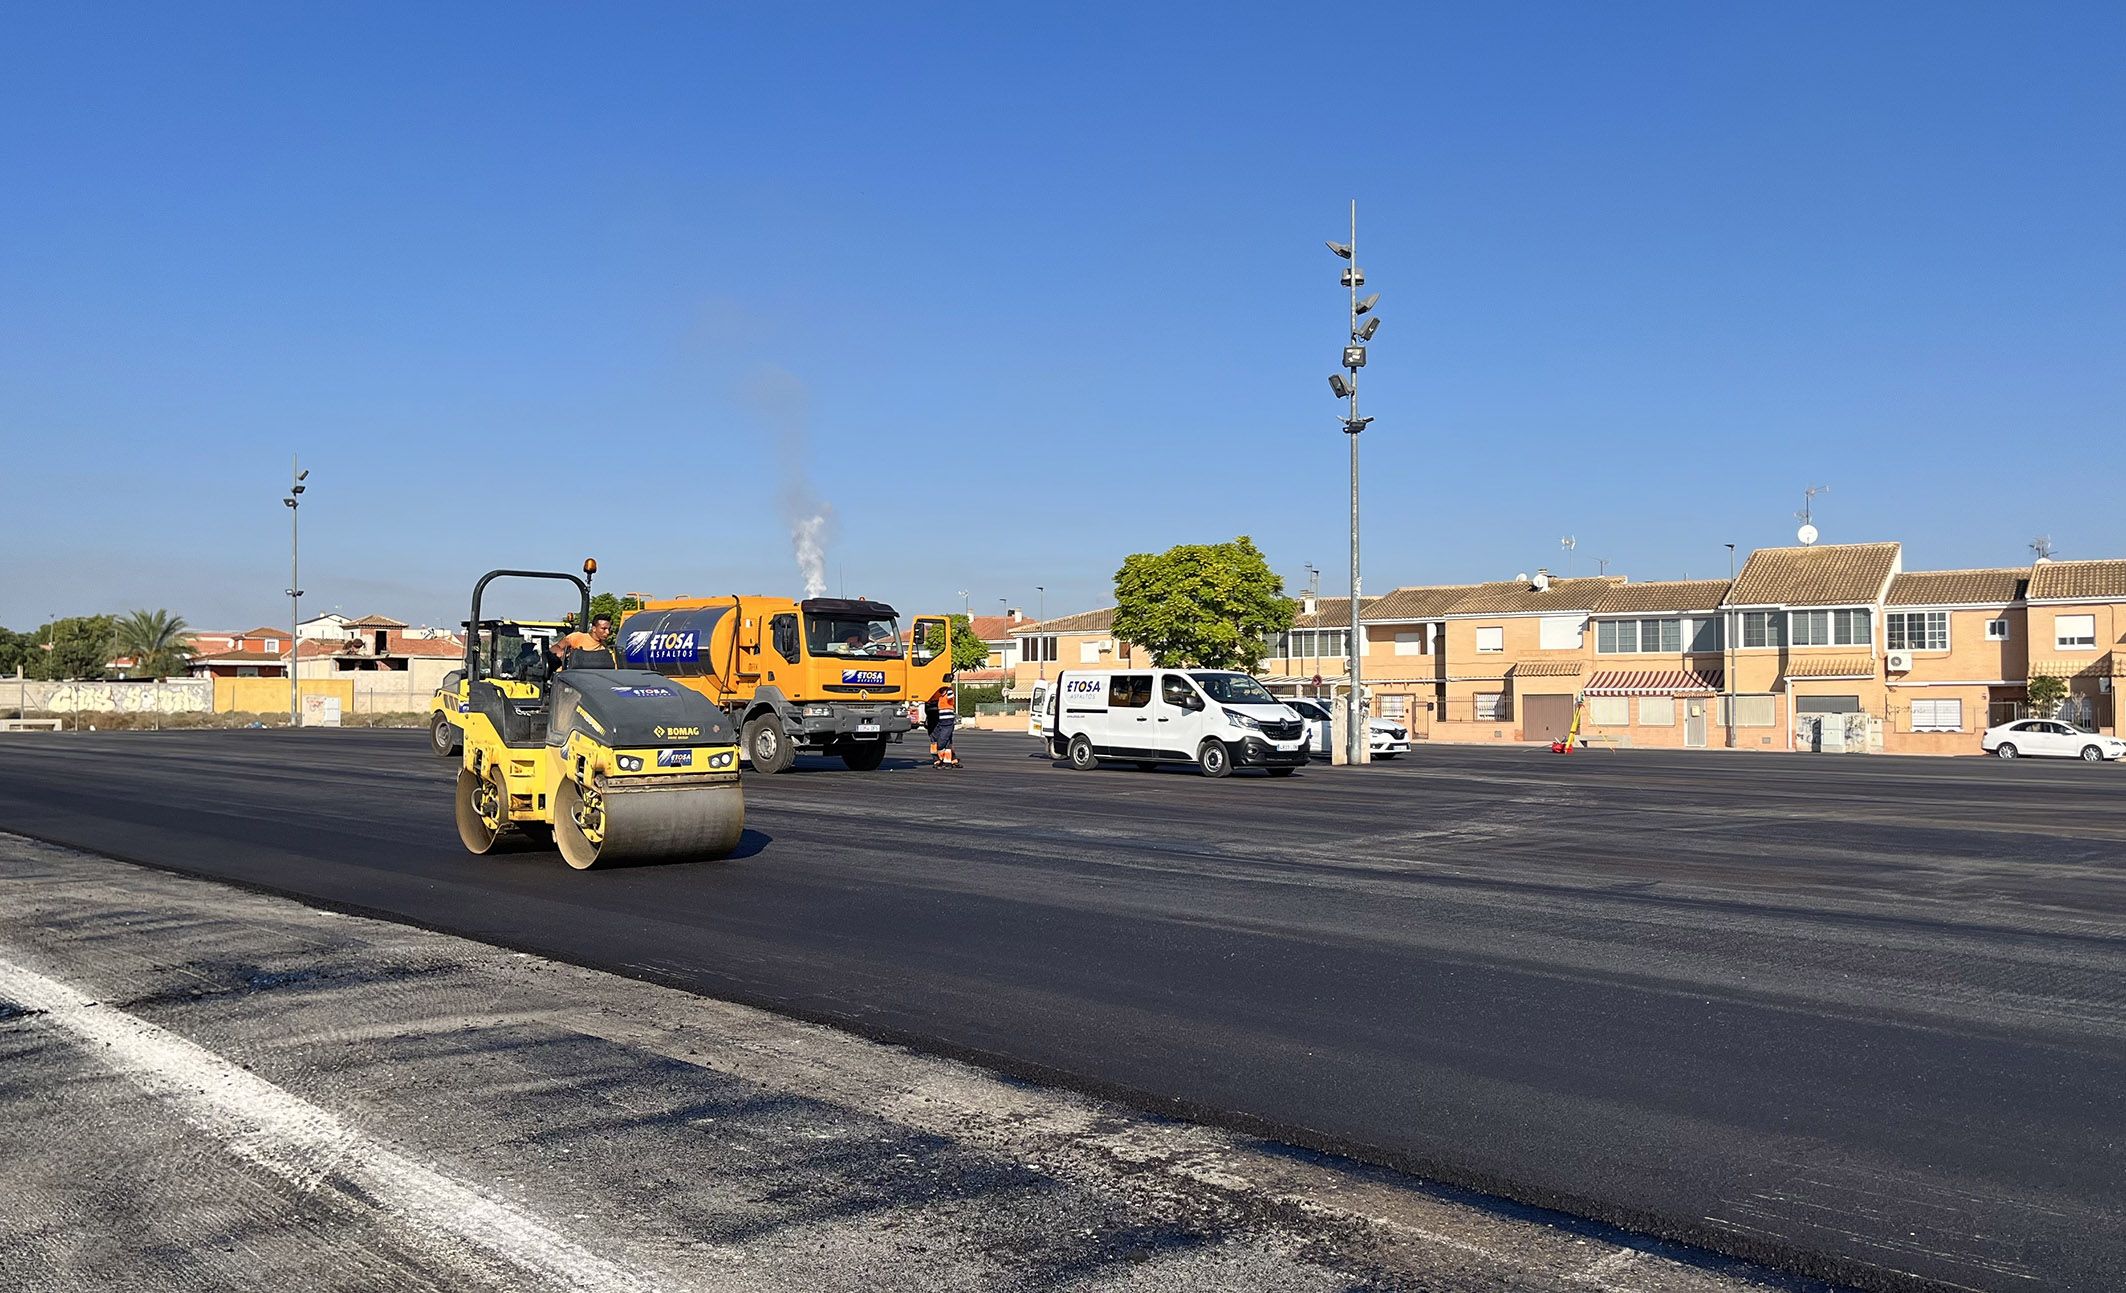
[1532,568,1552,592]
[1007,607,1022,623]
[1302,593,1317,615]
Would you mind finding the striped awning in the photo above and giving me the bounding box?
[1583,669,1723,696]
[1512,659,1583,677]
[1784,655,1876,679]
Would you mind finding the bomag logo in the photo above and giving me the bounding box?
[653,725,700,740]
[841,669,887,686]
[1065,679,1105,694]
[625,630,698,664]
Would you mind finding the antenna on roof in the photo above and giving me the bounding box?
[1597,556,1610,576]
[1559,535,1576,575]
[2030,535,2057,562]
[1796,483,1829,545]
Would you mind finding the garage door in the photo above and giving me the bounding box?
[1523,694,1574,744]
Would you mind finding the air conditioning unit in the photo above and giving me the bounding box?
[1884,650,1913,673]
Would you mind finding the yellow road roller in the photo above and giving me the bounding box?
[452,563,746,869]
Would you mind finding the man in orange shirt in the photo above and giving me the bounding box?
[550,614,615,667]
[927,679,961,768]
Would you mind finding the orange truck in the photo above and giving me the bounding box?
[616,596,953,773]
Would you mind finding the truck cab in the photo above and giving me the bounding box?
[619,596,954,773]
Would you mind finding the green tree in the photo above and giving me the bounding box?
[588,591,644,625]
[113,609,196,679]
[925,613,993,673]
[2025,674,2068,719]
[1112,536,1296,670]
[31,615,118,681]
[0,627,33,676]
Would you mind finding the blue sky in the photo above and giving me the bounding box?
[3,3,2120,630]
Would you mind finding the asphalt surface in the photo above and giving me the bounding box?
[0,729,2120,1291]
[8,835,1819,1293]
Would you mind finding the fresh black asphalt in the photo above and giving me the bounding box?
[1,729,2120,1292]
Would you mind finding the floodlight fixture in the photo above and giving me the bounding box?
[1343,345,1367,369]
[1328,373,1352,399]
[1354,292,1379,316]
[1325,240,1353,259]
[1356,316,1380,341]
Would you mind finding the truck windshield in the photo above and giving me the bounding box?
[1189,672,1279,705]
[808,615,902,659]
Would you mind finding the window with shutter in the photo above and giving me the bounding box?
[1588,696,1630,726]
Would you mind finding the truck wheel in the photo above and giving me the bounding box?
[840,739,887,771]
[1067,733,1098,771]
[744,716,796,774]
[1198,740,1232,779]
[430,712,461,758]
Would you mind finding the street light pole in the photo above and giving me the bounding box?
[1326,201,1376,765]
[1724,543,1737,749]
[1035,585,1046,681]
[285,459,309,728]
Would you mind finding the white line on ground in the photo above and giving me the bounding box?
[0,952,688,1293]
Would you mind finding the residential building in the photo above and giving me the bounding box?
[2025,559,2126,730]
[1880,567,2030,753]
[1576,579,1732,750]
[184,626,293,679]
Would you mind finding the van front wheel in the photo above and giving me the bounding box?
[1067,734,1098,771]
[1198,740,1232,779]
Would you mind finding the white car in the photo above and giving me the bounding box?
[1980,719,2126,762]
[1285,699,1411,760]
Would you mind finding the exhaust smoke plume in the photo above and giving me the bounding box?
[791,513,829,598]
[744,366,835,599]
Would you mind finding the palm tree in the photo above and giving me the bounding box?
[113,609,195,680]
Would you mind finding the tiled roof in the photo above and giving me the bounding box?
[1291,596,1374,629]
[1364,585,1479,621]
[2027,559,2126,602]
[1442,576,1623,616]
[351,614,409,627]
[385,635,465,658]
[967,615,1018,642]
[1594,580,1731,615]
[1885,568,2027,606]
[1784,654,1877,679]
[1584,669,1723,695]
[1728,543,1900,608]
[240,626,285,639]
[1013,607,1114,635]
[1511,659,1583,677]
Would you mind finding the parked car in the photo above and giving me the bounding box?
[1284,698,1411,760]
[1980,719,2126,762]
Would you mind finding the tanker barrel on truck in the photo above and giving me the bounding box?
[618,596,954,774]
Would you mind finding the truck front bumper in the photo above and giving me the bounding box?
[796,703,912,743]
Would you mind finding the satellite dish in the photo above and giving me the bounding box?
[1797,523,1819,546]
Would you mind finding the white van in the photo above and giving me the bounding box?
[1043,669,1310,777]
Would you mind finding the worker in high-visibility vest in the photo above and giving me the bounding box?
[927,680,962,768]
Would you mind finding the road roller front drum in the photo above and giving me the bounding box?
[555,776,744,870]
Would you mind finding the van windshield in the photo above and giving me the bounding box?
[1190,672,1279,705]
